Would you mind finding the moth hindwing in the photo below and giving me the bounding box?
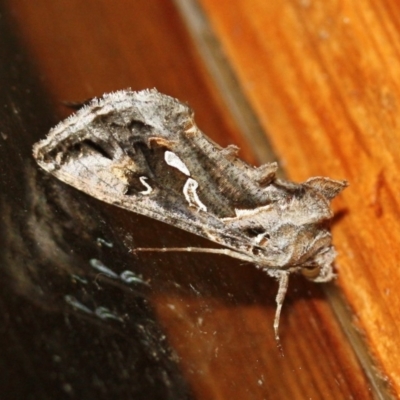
[33,88,347,341]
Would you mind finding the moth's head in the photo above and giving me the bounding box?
[233,176,347,280]
[274,176,347,281]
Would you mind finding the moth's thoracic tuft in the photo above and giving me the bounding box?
[33,88,347,341]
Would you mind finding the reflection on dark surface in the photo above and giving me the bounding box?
[1,165,191,400]
[0,11,191,400]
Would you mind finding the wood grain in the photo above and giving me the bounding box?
[199,0,400,394]
[2,0,384,398]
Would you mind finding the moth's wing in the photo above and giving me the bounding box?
[33,89,346,270]
[33,89,269,255]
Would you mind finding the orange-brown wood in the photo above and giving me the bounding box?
[3,0,383,398]
[199,0,400,394]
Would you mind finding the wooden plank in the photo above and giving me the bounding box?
[198,0,400,395]
[2,0,381,398]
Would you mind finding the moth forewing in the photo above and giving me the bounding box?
[33,88,347,341]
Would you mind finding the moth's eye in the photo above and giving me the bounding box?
[301,266,321,280]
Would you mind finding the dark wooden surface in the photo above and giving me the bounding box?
[0,1,386,399]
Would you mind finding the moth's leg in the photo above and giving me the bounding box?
[265,269,290,341]
[274,271,289,341]
[132,246,255,263]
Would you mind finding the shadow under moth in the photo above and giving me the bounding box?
[33,89,347,341]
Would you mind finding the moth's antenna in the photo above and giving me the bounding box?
[132,247,255,263]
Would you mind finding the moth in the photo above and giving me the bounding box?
[33,89,347,340]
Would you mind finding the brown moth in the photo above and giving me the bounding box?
[33,89,347,341]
